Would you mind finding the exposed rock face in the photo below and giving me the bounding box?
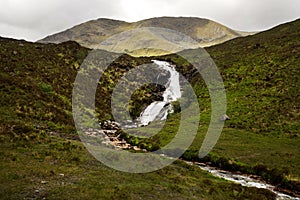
[83,121,141,151]
[221,114,230,121]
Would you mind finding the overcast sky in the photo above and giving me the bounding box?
[0,0,299,41]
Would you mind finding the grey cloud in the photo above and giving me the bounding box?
[0,0,123,41]
[173,0,300,31]
[0,0,299,41]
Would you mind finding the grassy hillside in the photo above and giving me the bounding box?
[0,37,277,199]
[140,18,300,193]
[108,19,300,194]
[206,19,300,135]
[160,18,300,135]
[0,37,158,136]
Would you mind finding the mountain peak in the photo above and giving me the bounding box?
[39,17,254,56]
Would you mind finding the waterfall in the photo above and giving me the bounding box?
[138,60,181,126]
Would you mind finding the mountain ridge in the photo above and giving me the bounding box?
[39,17,255,56]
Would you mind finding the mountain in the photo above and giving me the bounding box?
[39,17,254,56]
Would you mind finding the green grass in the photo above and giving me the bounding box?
[119,112,300,189]
[213,128,300,179]
[0,134,275,200]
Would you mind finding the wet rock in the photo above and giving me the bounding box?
[220,114,230,121]
[133,146,141,151]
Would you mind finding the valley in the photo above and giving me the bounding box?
[0,18,299,199]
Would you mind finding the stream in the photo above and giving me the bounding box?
[98,60,299,200]
[185,161,299,200]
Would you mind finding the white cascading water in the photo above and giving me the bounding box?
[138,60,181,126]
